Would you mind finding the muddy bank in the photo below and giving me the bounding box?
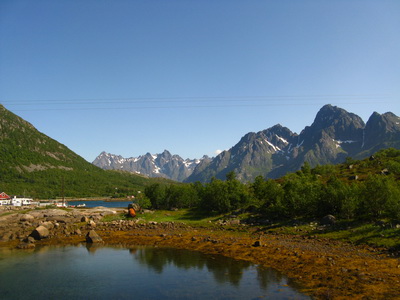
[1,208,400,299]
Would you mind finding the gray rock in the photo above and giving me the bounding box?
[20,214,34,222]
[86,230,103,243]
[30,225,50,240]
[0,232,13,242]
[321,215,336,225]
[41,221,54,229]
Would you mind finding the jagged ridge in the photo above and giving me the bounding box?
[186,104,400,182]
[93,150,209,182]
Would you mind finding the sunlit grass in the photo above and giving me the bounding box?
[99,208,400,250]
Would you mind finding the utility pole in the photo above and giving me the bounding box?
[62,176,65,207]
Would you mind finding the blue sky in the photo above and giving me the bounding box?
[1,0,399,162]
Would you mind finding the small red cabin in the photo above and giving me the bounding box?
[0,192,10,200]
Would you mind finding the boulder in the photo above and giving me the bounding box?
[41,221,55,229]
[81,216,89,222]
[20,214,34,222]
[0,232,13,242]
[30,225,50,240]
[321,215,336,226]
[86,230,103,243]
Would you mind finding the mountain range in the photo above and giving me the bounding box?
[93,105,400,182]
[93,150,211,182]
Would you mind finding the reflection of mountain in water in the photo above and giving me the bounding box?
[129,246,283,289]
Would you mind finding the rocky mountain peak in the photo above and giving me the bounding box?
[92,150,204,182]
[186,105,399,182]
[363,111,400,150]
[301,105,365,145]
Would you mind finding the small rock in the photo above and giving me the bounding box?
[253,240,262,247]
[321,215,336,226]
[20,214,34,222]
[86,230,103,243]
[30,225,50,240]
[41,221,54,229]
[81,216,89,222]
[0,232,13,242]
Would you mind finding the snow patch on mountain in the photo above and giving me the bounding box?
[93,150,204,182]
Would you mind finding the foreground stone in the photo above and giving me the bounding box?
[19,214,34,222]
[321,214,336,225]
[30,225,49,240]
[86,230,103,243]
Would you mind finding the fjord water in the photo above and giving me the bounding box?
[0,246,309,299]
[68,200,130,208]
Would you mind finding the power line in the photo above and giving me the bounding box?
[2,94,396,104]
[2,94,397,112]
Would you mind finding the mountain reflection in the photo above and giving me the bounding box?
[129,247,279,289]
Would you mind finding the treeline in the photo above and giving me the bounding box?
[144,148,400,221]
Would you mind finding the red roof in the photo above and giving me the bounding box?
[0,192,10,200]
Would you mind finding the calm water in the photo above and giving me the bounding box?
[0,246,309,300]
[68,200,130,208]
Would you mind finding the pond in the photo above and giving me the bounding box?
[0,245,310,299]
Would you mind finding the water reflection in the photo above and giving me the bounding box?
[129,246,285,290]
[0,245,309,299]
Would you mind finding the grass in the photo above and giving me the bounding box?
[259,218,400,250]
[101,208,225,227]
[317,222,400,249]
[100,208,400,250]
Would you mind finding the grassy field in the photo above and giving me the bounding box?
[102,208,222,226]
[101,208,400,251]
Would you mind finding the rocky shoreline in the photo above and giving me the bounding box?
[1,207,400,299]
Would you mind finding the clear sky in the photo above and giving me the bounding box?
[1,0,399,162]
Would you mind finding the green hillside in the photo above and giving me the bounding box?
[0,105,170,199]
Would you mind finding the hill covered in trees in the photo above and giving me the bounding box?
[0,104,170,198]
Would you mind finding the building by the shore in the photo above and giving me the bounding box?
[0,192,35,206]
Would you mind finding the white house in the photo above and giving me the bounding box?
[0,199,11,206]
[11,196,35,206]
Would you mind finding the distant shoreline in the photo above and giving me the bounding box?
[47,198,133,202]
